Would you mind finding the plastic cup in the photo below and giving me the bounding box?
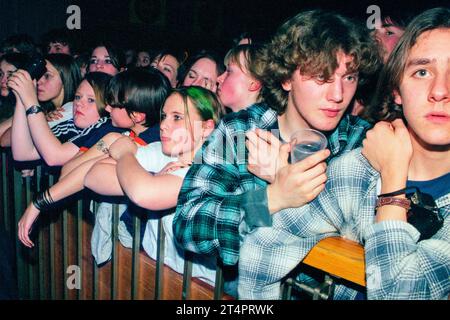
[290,129,327,163]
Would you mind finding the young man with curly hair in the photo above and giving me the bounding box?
[173,10,381,296]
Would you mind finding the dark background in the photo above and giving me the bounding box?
[1,0,449,55]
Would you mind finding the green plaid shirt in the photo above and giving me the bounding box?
[173,103,372,266]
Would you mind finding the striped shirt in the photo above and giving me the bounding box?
[51,118,81,143]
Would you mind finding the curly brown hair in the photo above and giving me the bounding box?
[363,7,450,123]
[255,10,381,115]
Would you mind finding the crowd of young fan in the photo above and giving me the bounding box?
[0,6,448,300]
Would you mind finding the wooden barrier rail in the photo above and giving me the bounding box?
[303,237,366,287]
[282,236,366,300]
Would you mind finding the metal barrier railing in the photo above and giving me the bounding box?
[0,148,228,300]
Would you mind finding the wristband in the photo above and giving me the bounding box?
[376,196,411,210]
[26,105,44,116]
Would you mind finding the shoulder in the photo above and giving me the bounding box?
[217,103,277,132]
[328,148,378,185]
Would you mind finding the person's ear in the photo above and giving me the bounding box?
[249,80,262,92]
[281,78,292,91]
[393,89,402,105]
[202,119,215,137]
[130,111,146,124]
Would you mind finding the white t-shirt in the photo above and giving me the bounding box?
[135,141,190,178]
[48,101,74,128]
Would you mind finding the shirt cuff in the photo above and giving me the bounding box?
[241,187,272,230]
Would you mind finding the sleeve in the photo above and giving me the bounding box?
[70,120,126,149]
[241,187,272,231]
[363,216,450,300]
[172,123,245,266]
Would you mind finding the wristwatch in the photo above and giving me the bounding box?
[26,105,44,116]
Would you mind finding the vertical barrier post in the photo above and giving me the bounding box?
[213,258,224,300]
[181,254,193,300]
[62,207,69,300]
[92,201,98,300]
[131,214,141,300]
[111,203,119,299]
[1,151,9,231]
[48,174,56,300]
[76,199,83,300]
[35,166,47,300]
[24,175,36,299]
[13,168,27,299]
[155,218,165,299]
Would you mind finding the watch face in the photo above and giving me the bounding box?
[26,105,43,116]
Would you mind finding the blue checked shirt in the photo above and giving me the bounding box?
[173,103,372,266]
[238,149,450,299]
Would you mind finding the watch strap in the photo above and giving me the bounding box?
[26,105,44,116]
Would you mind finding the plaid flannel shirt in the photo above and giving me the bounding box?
[173,103,371,266]
[238,149,450,299]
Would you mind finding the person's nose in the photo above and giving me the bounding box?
[326,78,344,103]
[428,72,449,104]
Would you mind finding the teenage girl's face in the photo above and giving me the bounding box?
[37,60,64,105]
[182,58,219,92]
[89,46,119,76]
[0,60,17,97]
[151,54,179,88]
[73,80,101,129]
[136,51,151,68]
[159,93,205,157]
[105,104,135,128]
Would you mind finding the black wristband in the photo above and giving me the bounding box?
[378,187,410,198]
[32,189,54,211]
[26,105,44,116]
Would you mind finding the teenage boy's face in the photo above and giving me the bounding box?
[394,28,450,148]
[282,52,358,132]
[217,53,254,112]
[374,17,405,62]
[105,104,134,128]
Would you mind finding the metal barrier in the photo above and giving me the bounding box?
[0,148,229,300]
